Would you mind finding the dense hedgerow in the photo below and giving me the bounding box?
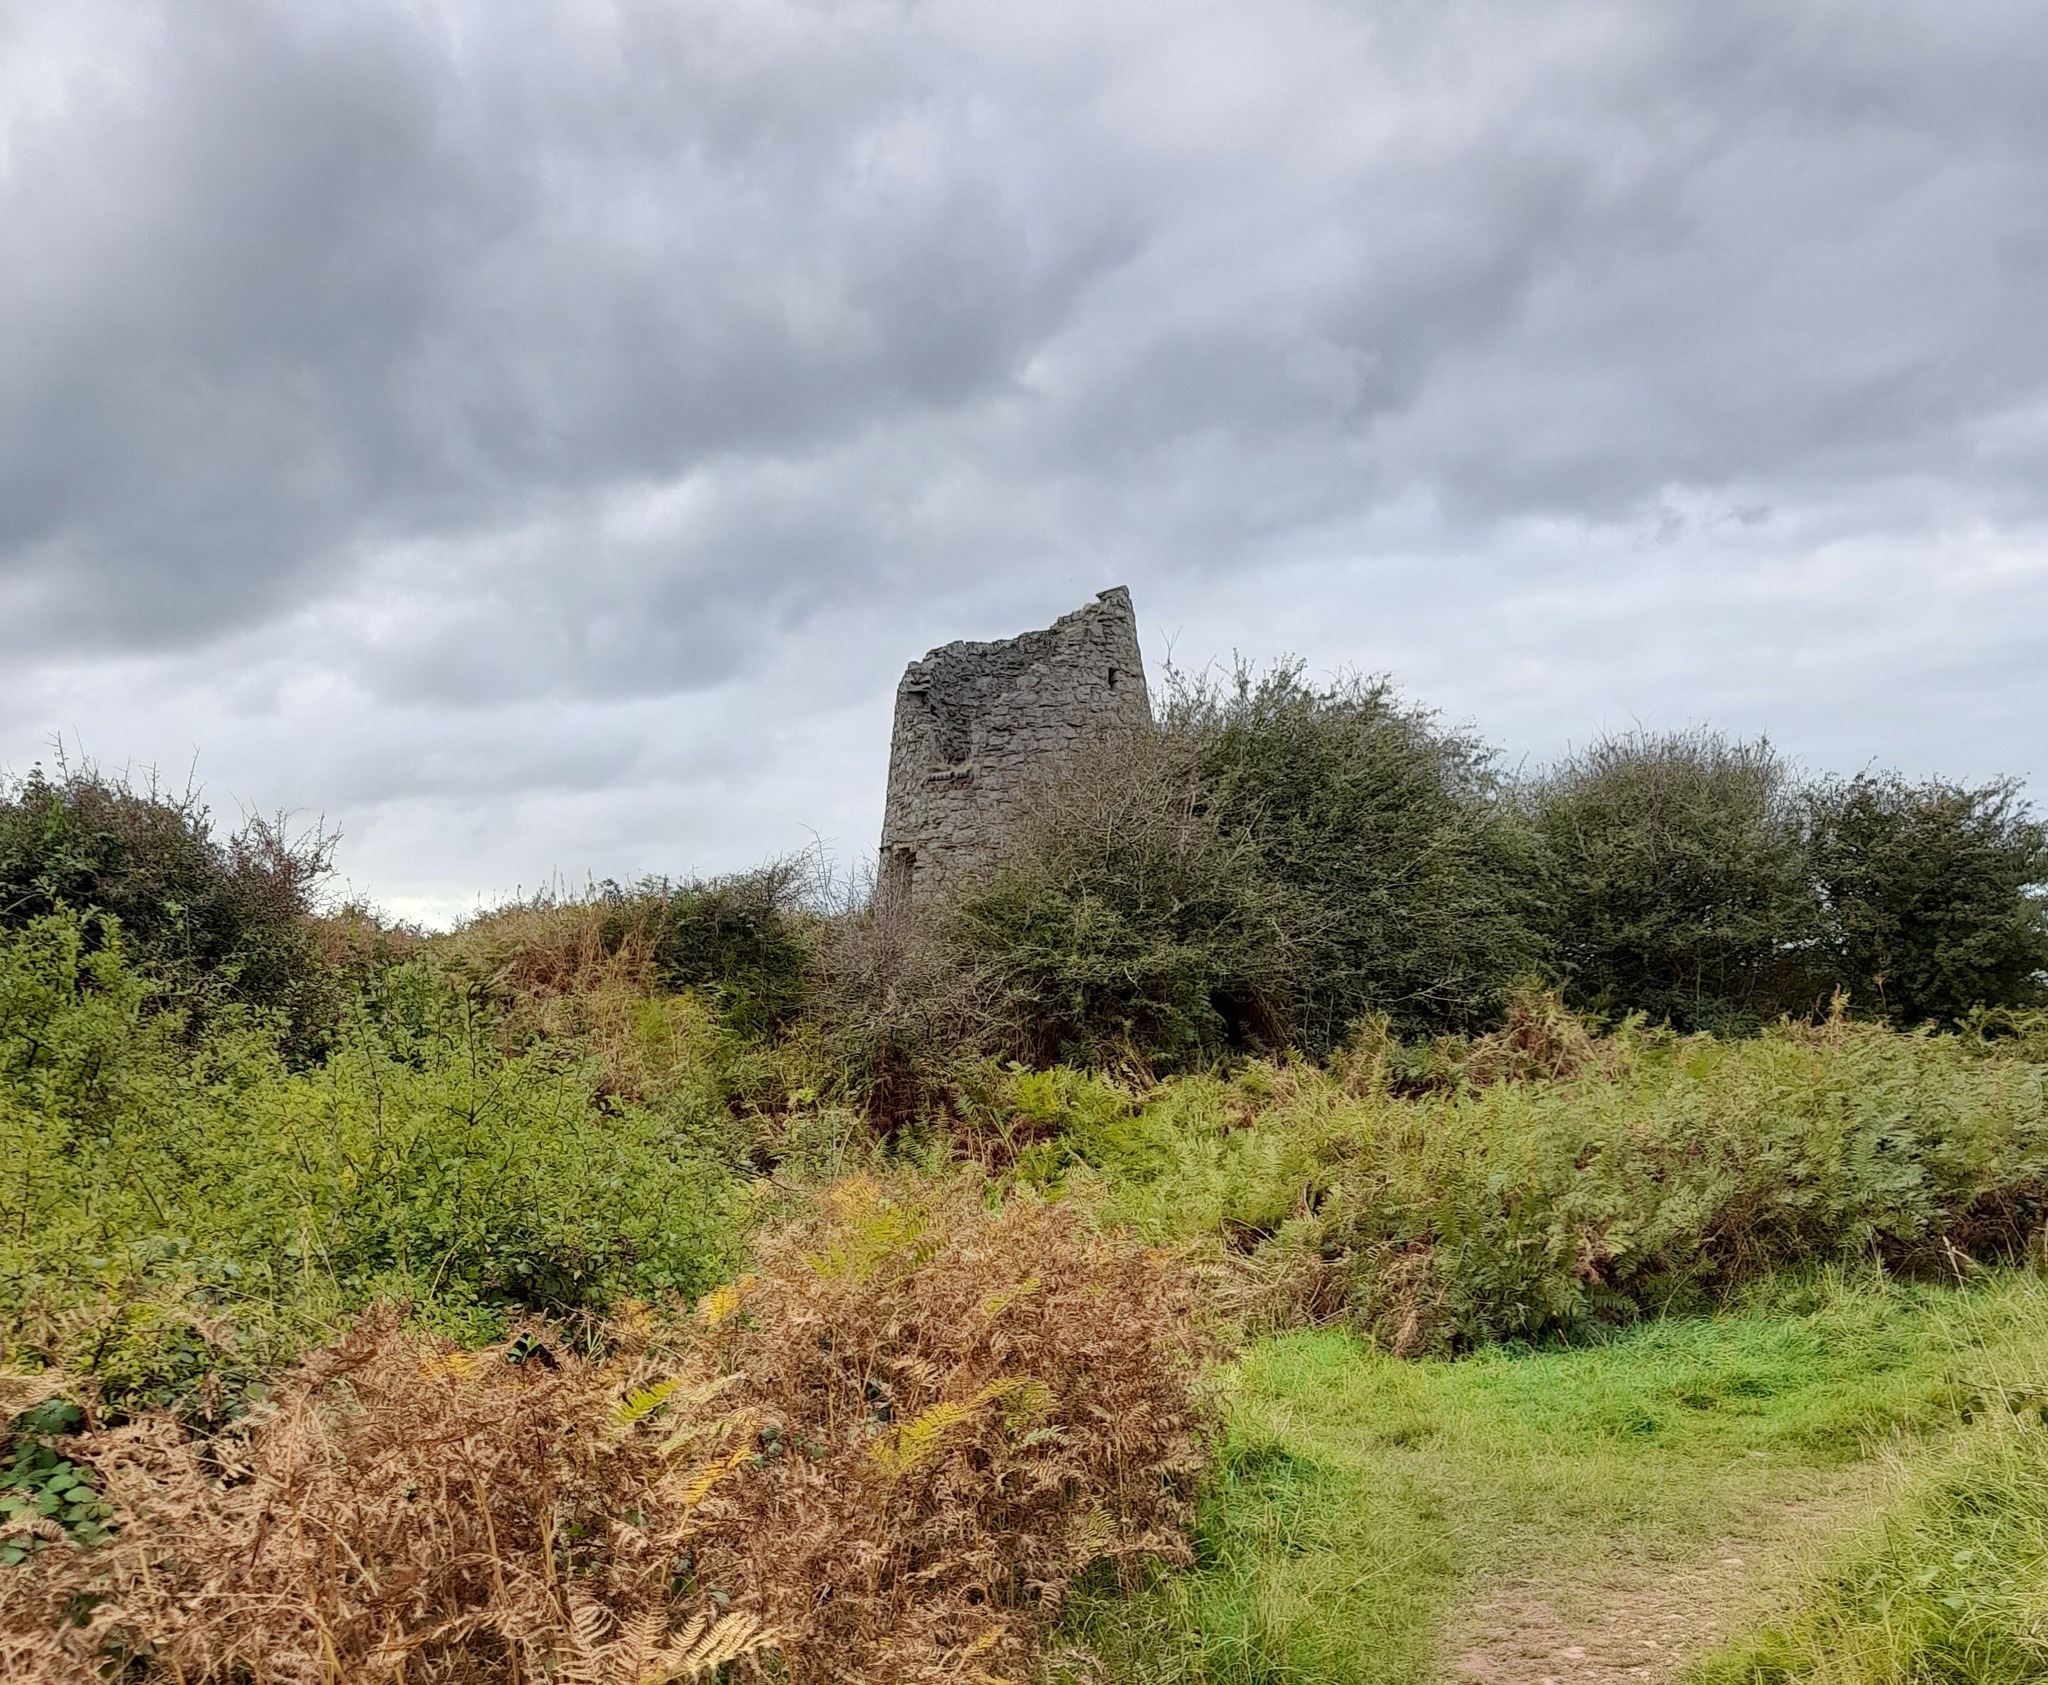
[796,886,1008,1127]
[949,726,1306,1068]
[1810,770,2048,1025]
[1524,733,2048,1034]
[608,866,815,1037]
[952,707,2048,1059]
[1175,663,1541,1044]
[1523,729,1823,1032]
[948,668,1539,1065]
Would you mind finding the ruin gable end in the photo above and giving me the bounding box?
[879,587,1151,904]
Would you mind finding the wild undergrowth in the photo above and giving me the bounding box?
[0,910,751,1409]
[0,1179,1206,1685]
[1011,999,2048,1350]
[8,858,2048,1682]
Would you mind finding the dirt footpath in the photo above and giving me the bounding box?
[1444,1473,1890,1685]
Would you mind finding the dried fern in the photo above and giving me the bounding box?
[0,1180,1208,1685]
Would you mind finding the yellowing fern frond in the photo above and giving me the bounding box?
[1000,1379,1053,1430]
[803,1174,945,1281]
[614,1375,686,1428]
[609,1296,656,1344]
[643,1609,776,1682]
[695,1274,758,1327]
[869,1377,1034,1477]
[672,1438,756,1510]
[418,1350,485,1381]
[1072,1505,1120,1558]
[653,1392,749,1461]
[978,1276,1041,1321]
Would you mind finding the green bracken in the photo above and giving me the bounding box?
[1017,1013,2048,1350]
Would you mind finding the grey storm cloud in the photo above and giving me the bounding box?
[3,0,2047,918]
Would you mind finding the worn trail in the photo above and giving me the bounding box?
[1446,1473,1890,1685]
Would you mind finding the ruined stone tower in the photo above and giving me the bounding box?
[880,587,1150,904]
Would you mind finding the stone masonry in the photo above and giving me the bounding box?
[879,588,1150,904]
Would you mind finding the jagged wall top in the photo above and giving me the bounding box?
[879,587,1150,903]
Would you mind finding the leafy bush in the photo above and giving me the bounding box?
[1810,771,2048,1024]
[950,669,1537,1067]
[0,763,336,1060]
[1526,729,1823,1030]
[1,1394,112,1567]
[277,963,748,1317]
[950,728,1306,1068]
[0,915,746,1404]
[1175,663,1540,1043]
[0,1181,1207,1685]
[623,864,815,1037]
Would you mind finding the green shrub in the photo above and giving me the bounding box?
[617,862,815,1037]
[0,763,335,1059]
[1810,772,2048,1025]
[0,914,746,1406]
[1,1398,113,1565]
[279,961,749,1314]
[1176,663,1540,1044]
[950,727,1307,1067]
[1527,729,1823,1031]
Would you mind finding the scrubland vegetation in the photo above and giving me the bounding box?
[2,678,2046,1683]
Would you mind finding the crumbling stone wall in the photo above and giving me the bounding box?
[880,588,1150,904]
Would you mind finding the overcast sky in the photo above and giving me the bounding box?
[4,0,2046,924]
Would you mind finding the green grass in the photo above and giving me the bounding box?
[1059,1270,2048,1685]
[1692,1288,2048,1685]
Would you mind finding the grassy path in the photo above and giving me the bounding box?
[1061,1272,2047,1685]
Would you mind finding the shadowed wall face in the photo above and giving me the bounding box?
[880,588,1150,904]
